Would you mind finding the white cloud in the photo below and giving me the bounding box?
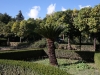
[62,7,66,11]
[79,5,91,9]
[28,6,40,19]
[47,3,56,15]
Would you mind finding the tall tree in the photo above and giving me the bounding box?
[16,10,24,21]
[3,21,14,45]
[73,7,92,50]
[3,21,14,36]
[35,15,65,66]
[87,4,100,51]
[11,21,20,41]
[56,10,75,50]
[27,18,42,41]
[18,19,37,42]
[14,10,24,42]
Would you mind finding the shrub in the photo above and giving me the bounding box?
[17,42,30,48]
[94,52,100,72]
[54,41,59,49]
[29,38,47,48]
[58,44,94,51]
[0,59,71,75]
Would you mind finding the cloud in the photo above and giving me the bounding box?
[79,5,91,9]
[47,3,56,15]
[28,6,40,19]
[62,7,66,11]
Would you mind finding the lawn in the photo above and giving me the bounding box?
[32,58,100,75]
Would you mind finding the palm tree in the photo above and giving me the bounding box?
[35,24,65,66]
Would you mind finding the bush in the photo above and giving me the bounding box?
[58,44,94,51]
[54,41,59,49]
[29,38,47,48]
[0,59,71,75]
[94,52,100,72]
[17,42,30,48]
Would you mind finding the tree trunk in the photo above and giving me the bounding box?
[62,34,65,40]
[67,35,71,50]
[94,37,96,51]
[47,39,58,66]
[80,33,81,51]
[20,37,21,42]
[7,37,10,46]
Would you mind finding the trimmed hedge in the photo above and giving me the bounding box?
[94,52,100,72]
[44,49,94,62]
[58,44,94,51]
[0,49,94,62]
[0,49,47,60]
[0,59,71,75]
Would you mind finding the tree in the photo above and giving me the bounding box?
[27,18,42,42]
[35,17,65,66]
[56,10,75,50]
[18,19,37,42]
[3,21,14,45]
[16,10,24,21]
[3,21,14,36]
[87,4,100,51]
[12,10,24,42]
[0,13,12,24]
[73,7,92,50]
[11,21,20,41]
[0,21,6,35]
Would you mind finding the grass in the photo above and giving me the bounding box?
[32,58,100,75]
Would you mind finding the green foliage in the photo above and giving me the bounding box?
[0,59,70,75]
[54,41,59,49]
[75,61,91,70]
[35,24,65,40]
[3,21,14,36]
[88,4,100,33]
[29,38,59,49]
[0,13,12,24]
[11,21,20,35]
[29,38,47,48]
[45,49,94,62]
[58,44,94,51]
[32,59,99,75]
[0,21,6,35]
[19,20,36,37]
[16,10,24,21]
[17,42,30,48]
[73,7,91,32]
[94,52,100,72]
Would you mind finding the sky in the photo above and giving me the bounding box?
[0,0,100,19]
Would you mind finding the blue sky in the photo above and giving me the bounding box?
[0,0,100,19]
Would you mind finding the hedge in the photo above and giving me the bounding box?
[0,49,94,62]
[94,52,100,72]
[44,49,94,62]
[0,59,71,75]
[0,49,47,60]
